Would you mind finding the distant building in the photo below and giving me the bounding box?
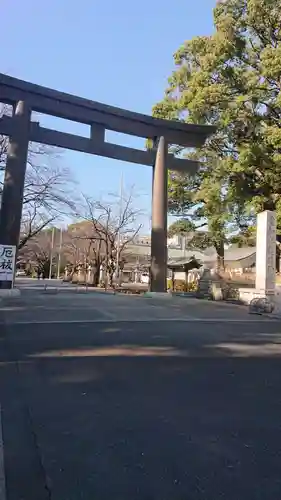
[124,236,257,274]
[204,247,256,272]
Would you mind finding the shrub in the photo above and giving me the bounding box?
[167,279,198,292]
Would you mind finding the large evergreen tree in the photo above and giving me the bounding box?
[168,219,195,237]
[153,0,281,268]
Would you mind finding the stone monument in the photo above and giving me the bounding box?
[238,210,277,307]
[255,210,276,294]
[86,265,93,285]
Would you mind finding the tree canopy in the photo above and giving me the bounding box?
[168,218,195,237]
[152,0,281,266]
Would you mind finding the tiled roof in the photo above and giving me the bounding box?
[203,246,256,263]
[126,242,256,263]
[168,256,202,267]
[225,246,256,260]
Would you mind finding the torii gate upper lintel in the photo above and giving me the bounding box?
[0,73,215,292]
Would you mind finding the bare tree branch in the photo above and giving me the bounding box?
[77,188,143,286]
[0,104,78,248]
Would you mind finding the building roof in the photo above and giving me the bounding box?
[225,246,256,261]
[125,241,257,263]
[168,256,202,268]
[203,246,256,263]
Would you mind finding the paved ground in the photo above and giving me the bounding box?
[1,283,281,499]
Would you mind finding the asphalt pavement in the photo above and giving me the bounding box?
[1,284,281,499]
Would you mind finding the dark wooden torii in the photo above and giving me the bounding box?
[0,73,215,291]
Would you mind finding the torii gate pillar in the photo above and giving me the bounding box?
[150,136,168,292]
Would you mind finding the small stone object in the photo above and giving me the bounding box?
[211,282,223,301]
[196,268,226,300]
[196,268,213,299]
[249,297,274,315]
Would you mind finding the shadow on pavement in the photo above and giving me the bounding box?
[1,320,281,499]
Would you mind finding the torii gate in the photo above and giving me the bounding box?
[0,73,215,291]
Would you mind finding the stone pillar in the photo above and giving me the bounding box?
[99,263,105,284]
[150,136,168,292]
[255,210,276,294]
[0,101,31,289]
[87,265,93,285]
[77,265,84,283]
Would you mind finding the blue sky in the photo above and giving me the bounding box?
[2,0,216,231]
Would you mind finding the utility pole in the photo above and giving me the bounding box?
[49,227,55,280]
[57,228,63,279]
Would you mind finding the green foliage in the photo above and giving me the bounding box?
[153,0,281,265]
[168,218,195,237]
[229,226,256,247]
[167,279,198,292]
[187,232,213,251]
[188,230,226,269]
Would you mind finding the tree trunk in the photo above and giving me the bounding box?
[92,267,99,286]
[108,268,114,288]
[263,200,276,211]
[215,241,225,272]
